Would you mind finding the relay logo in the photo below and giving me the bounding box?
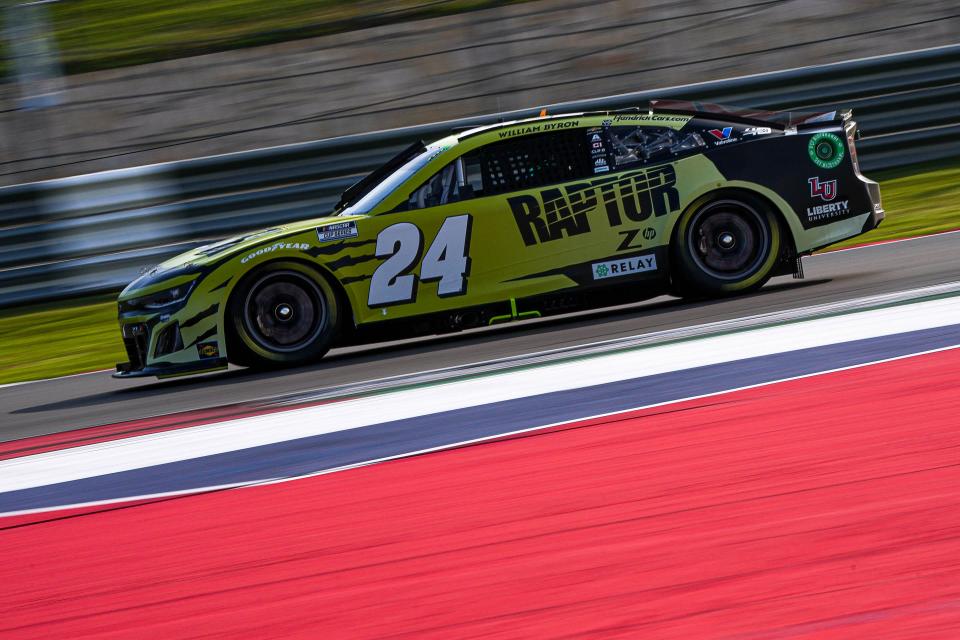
[708,127,733,140]
[809,176,838,202]
[591,254,658,280]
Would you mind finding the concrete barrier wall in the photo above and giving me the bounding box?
[0,0,957,185]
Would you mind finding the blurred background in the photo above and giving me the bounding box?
[0,0,958,383]
[1,0,958,184]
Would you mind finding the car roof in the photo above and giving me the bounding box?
[453,110,625,142]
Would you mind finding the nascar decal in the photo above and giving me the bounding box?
[589,129,610,174]
[592,254,657,280]
[317,221,359,242]
[508,166,680,246]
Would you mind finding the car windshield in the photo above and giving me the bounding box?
[340,145,444,215]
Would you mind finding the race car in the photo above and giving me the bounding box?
[115,100,883,378]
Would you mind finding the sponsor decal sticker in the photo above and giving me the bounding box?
[808,176,838,201]
[807,132,845,169]
[197,341,220,359]
[806,200,850,223]
[612,114,690,124]
[592,254,658,280]
[806,176,849,223]
[240,242,311,264]
[708,126,734,143]
[317,221,359,242]
[508,166,680,246]
[743,126,772,136]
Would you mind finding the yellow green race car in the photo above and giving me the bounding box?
[115,100,883,378]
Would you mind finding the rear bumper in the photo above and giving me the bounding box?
[861,177,885,233]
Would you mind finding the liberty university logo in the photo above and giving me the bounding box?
[808,177,837,202]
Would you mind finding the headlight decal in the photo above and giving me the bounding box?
[122,281,197,312]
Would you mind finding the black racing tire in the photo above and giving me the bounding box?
[671,193,781,297]
[227,261,342,369]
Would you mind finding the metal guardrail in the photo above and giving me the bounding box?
[2,44,959,309]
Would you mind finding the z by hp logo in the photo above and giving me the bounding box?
[708,126,733,140]
[808,177,837,201]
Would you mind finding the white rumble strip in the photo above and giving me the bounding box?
[0,292,959,496]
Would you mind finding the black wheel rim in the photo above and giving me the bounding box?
[687,200,770,281]
[242,270,326,353]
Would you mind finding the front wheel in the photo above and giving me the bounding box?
[227,261,342,368]
[671,195,781,297]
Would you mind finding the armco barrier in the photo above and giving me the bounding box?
[1,44,959,308]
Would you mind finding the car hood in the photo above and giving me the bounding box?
[121,214,363,298]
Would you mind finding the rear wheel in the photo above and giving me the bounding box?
[228,261,342,368]
[672,195,781,297]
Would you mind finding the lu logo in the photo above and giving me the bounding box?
[808,176,838,202]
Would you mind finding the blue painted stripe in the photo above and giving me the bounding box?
[3,323,960,514]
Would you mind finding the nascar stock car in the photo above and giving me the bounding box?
[115,100,883,378]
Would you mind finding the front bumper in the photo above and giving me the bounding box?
[114,358,229,379]
[114,307,227,379]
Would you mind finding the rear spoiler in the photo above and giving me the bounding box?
[649,100,851,130]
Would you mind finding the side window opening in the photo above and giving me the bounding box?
[408,160,465,210]
[463,155,484,197]
[404,128,594,210]
[470,130,590,197]
[604,126,705,169]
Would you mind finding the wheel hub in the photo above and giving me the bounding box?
[274,303,294,322]
[687,201,771,281]
[717,231,736,250]
[242,271,326,353]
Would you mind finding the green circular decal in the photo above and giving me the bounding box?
[807,132,845,169]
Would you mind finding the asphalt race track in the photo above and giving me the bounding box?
[2,231,959,441]
[6,337,960,637]
[4,231,960,638]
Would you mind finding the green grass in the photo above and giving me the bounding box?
[0,0,530,76]
[824,160,960,251]
[0,297,124,385]
[0,159,957,385]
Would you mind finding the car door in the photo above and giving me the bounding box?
[452,127,618,301]
[356,128,598,323]
[355,123,683,324]
[463,125,677,295]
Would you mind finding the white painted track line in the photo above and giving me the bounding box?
[1,294,959,495]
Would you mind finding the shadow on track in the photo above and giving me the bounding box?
[12,278,830,417]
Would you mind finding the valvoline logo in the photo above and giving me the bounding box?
[708,126,733,140]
